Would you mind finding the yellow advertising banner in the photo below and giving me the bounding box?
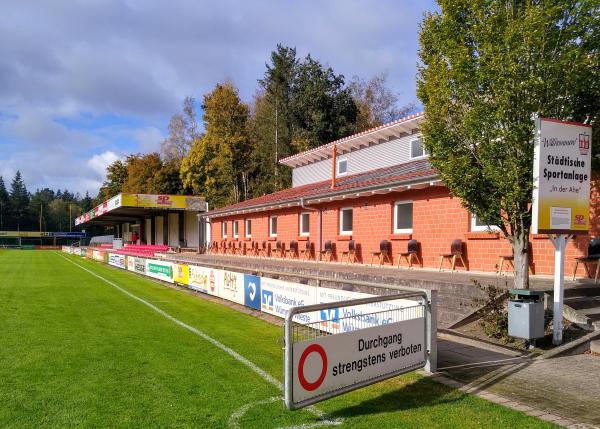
[173,264,190,285]
[0,231,50,237]
[120,194,205,210]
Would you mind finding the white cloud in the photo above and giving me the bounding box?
[87,151,121,179]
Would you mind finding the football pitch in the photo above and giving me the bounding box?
[0,250,557,428]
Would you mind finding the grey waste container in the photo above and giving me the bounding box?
[508,289,545,340]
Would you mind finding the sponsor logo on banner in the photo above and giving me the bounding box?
[243,275,261,310]
[174,264,189,284]
[108,253,126,269]
[260,278,318,323]
[219,270,244,304]
[188,265,209,293]
[127,256,136,271]
[134,258,146,274]
[320,308,340,330]
[292,317,425,405]
[262,290,274,311]
[317,288,421,333]
[145,260,174,283]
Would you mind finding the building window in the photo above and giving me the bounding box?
[339,207,353,235]
[410,138,428,159]
[222,221,227,238]
[470,214,500,232]
[269,216,278,237]
[394,201,413,233]
[233,220,239,238]
[299,212,310,236]
[337,158,348,176]
[245,219,252,237]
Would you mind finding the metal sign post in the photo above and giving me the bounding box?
[549,234,568,345]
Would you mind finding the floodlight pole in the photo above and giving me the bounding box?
[549,234,569,345]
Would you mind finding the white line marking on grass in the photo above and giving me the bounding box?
[57,253,342,428]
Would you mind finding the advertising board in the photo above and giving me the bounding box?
[173,264,190,285]
[145,259,174,283]
[108,253,126,269]
[188,265,210,293]
[316,288,423,333]
[218,270,245,304]
[291,317,425,407]
[532,118,593,234]
[92,250,103,262]
[243,274,262,310]
[260,278,318,324]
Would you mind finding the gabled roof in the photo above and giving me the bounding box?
[206,158,439,218]
[279,113,424,168]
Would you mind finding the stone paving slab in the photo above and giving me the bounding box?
[436,338,600,428]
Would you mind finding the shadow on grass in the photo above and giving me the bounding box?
[328,376,465,419]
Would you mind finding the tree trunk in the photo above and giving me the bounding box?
[512,227,530,289]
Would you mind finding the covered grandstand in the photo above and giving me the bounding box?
[76,193,209,251]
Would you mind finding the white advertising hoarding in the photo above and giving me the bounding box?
[108,253,126,269]
[218,270,245,305]
[260,278,319,324]
[291,317,425,405]
[532,118,593,234]
[317,288,423,333]
[145,259,174,283]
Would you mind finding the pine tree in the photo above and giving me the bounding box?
[9,171,30,231]
[0,176,8,230]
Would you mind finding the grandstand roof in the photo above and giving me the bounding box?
[75,193,208,226]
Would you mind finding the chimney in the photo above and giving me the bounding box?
[331,144,337,189]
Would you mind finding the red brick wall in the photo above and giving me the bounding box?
[211,178,599,278]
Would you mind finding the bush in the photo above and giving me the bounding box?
[472,280,510,341]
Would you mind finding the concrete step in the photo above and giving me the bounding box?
[591,340,600,354]
[562,286,600,299]
[564,296,600,310]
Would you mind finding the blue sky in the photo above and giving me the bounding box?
[0,0,438,196]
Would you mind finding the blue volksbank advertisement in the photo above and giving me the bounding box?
[244,274,261,310]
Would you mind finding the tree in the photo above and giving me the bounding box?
[9,171,30,231]
[99,159,127,200]
[0,176,8,230]
[28,188,55,231]
[290,55,357,151]
[256,45,299,189]
[81,191,94,212]
[417,0,599,289]
[181,81,251,207]
[161,96,200,164]
[122,153,163,193]
[349,73,416,131]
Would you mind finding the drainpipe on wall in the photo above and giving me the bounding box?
[331,143,337,189]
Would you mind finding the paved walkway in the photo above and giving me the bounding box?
[435,335,600,428]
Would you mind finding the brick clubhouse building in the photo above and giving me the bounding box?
[205,113,599,278]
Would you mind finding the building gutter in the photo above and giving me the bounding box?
[204,173,440,219]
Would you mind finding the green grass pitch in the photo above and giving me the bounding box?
[0,250,557,428]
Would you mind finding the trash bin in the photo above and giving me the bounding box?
[508,289,545,340]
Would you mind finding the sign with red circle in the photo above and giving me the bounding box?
[297,344,328,391]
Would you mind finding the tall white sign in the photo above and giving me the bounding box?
[532,118,592,234]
